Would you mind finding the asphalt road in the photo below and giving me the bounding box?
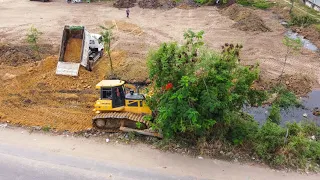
[0,127,319,180]
[0,142,197,180]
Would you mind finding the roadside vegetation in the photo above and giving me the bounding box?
[237,0,274,9]
[26,25,42,60]
[146,30,320,171]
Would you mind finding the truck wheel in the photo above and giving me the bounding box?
[100,50,104,58]
[88,60,94,71]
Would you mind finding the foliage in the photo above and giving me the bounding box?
[272,85,300,108]
[100,25,115,78]
[236,0,274,9]
[289,14,318,27]
[147,29,266,138]
[268,104,281,125]
[26,26,42,59]
[194,0,211,5]
[254,121,320,168]
[279,37,302,83]
[42,125,51,132]
[226,113,259,145]
[254,121,286,164]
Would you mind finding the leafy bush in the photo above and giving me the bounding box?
[272,85,300,108]
[254,121,320,168]
[268,104,281,125]
[226,113,259,145]
[147,30,266,138]
[289,14,318,27]
[26,26,42,59]
[254,121,286,164]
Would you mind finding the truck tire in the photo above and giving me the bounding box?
[88,60,94,71]
[100,50,104,58]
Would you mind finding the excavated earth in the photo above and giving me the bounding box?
[0,0,319,131]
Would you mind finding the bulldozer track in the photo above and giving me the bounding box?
[92,112,150,132]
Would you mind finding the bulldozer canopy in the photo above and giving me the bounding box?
[96,80,125,89]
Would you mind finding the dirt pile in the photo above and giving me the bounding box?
[113,0,136,8]
[0,47,149,132]
[254,74,314,97]
[138,0,160,9]
[105,21,144,35]
[221,4,271,32]
[64,38,82,62]
[0,44,57,66]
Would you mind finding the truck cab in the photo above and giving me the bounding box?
[89,33,104,52]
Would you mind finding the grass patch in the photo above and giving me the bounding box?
[271,85,300,108]
[42,125,51,132]
[237,0,274,9]
[289,13,318,27]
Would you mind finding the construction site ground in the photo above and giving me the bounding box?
[0,0,320,132]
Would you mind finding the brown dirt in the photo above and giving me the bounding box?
[221,4,271,32]
[105,20,144,36]
[254,73,315,97]
[1,0,320,131]
[64,38,82,62]
[112,50,149,82]
[292,25,320,48]
[138,0,161,9]
[0,49,142,132]
[113,0,136,8]
[0,44,57,66]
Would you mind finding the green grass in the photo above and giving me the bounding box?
[237,0,274,9]
[42,126,51,132]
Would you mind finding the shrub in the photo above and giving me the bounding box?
[254,121,286,163]
[268,104,281,125]
[226,113,259,145]
[272,85,300,108]
[289,14,318,27]
[147,30,266,138]
[254,121,320,168]
[26,26,42,59]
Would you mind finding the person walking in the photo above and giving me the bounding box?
[126,8,130,18]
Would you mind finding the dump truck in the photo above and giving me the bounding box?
[56,25,104,76]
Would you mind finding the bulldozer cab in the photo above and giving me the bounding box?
[96,80,126,108]
[100,86,125,108]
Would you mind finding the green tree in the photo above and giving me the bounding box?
[147,30,266,138]
[280,37,302,82]
[26,26,42,59]
[100,25,115,78]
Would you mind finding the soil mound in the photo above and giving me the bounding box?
[254,74,314,97]
[0,44,57,66]
[64,38,82,62]
[138,0,161,9]
[221,4,271,32]
[113,0,136,8]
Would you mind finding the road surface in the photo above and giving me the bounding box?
[0,127,319,180]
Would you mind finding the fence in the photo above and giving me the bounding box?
[302,0,320,11]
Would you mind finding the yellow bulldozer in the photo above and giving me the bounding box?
[92,79,162,138]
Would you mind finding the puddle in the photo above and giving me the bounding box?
[285,30,318,52]
[245,90,320,126]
